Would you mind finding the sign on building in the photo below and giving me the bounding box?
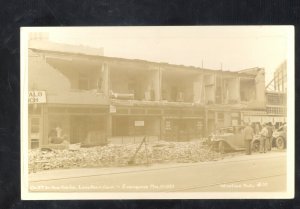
[109,105,116,113]
[28,91,46,104]
[134,121,144,127]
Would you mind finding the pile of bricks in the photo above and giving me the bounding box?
[28,140,220,173]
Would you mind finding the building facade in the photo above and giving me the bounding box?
[243,61,287,126]
[27,41,267,149]
[274,60,287,93]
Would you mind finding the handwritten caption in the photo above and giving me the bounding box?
[220,182,268,189]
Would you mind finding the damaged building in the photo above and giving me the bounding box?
[27,38,267,149]
[242,61,287,125]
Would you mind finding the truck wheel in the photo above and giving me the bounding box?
[219,141,226,154]
[252,140,260,153]
[276,137,285,150]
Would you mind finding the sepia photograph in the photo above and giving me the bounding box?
[20,26,294,199]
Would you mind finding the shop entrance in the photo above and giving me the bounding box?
[69,115,107,145]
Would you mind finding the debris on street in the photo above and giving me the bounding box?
[29,140,220,173]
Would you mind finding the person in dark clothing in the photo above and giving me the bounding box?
[48,125,65,144]
[243,123,254,155]
[266,122,273,151]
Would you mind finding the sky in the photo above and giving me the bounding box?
[35,26,291,84]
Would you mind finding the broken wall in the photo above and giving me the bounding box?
[255,69,266,105]
[28,50,71,92]
[45,57,103,91]
[193,75,204,104]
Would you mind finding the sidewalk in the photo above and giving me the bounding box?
[29,150,286,182]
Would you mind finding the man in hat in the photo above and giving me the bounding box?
[266,122,274,151]
[243,123,254,155]
[259,123,269,153]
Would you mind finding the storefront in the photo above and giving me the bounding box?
[110,105,205,142]
[110,106,161,143]
[162,117,204,141]
[28,101,110,149]
[112,115,160,137]
[242,111,286,124]
[161,107,204,141]
[205,109,242,136]
[46,105,109,146]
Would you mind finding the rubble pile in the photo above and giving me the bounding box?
[28,140,220,173]
[151,141,220,163]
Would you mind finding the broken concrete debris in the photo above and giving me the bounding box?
[29,140,220,173]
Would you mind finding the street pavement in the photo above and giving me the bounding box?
[28,151,286,192]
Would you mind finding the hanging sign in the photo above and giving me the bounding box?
[28,91,46,104]
[110,105,116,113]
[134,121,144,127]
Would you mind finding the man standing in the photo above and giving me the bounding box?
[266,122,273,151]
[255,123,261,135]
[243,123,254,155]
[259,123,269,153]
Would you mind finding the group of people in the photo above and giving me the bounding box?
[243,122,275,155]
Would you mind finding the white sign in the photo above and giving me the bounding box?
[28,91,46,104]
[134,120,144,127]
[110,105,116,113]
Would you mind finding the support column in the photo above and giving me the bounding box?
[204,109,208,137]
[193,74,202,103]
[160,116,165,141]
[158,66,162,101]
